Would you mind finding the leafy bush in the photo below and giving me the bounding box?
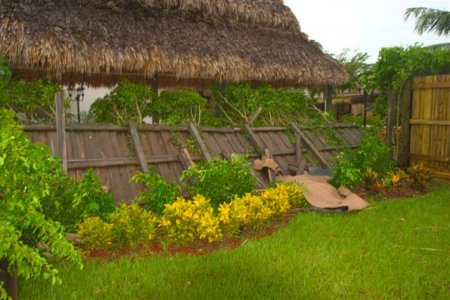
[131,169,180,215]
[260,183,306,215]
[89,79,154,125]
[158,89,214,125]
[110,203,157,249]
[158,195,222,245]
[232,193,273,230]
[211,83,319,126]
[77,217,113,252]
[42,169,117,232]
[0,109,82,296]
[408,163,431,190]
[180,155,256,208]
[331,129,395,188]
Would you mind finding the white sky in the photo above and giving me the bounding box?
[284,0,450,62]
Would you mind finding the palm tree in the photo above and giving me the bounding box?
[405,7,450,36]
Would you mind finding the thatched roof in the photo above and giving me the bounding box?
[0,0,347,87]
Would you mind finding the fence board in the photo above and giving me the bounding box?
[409,75,450,179]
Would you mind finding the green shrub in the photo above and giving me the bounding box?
[42,169,117,232]
[89,79,155,125]
[110,203,157,249]
[180,155,256,208]
[131,169,180,215]
[158,89,214,125]
[77,217,114,252]
[331,129,395,188]
[0,109,82,296]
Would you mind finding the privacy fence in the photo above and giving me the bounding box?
[24,123,362,203]
[400,74,450,180]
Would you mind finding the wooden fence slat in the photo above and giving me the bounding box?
[244,125,265,154]
[129,121,149,173]
[291,123,331,169]
[189,124,212,160]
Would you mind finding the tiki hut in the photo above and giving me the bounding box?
[0,0,347,87]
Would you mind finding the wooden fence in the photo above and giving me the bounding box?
[23,123,362,203]
[400,74,450,180]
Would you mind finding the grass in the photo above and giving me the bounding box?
[21,183,450,299]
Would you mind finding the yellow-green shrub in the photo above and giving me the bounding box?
[77,217,113,252]
[278,182,306,207]
[110,203,157,249]
[260,185,291,215]
[232,193,273,230]
[159,195,222,244]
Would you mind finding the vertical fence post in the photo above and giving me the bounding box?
[398,83,413,168]
[55,91,67,173]
[386,90,396,147]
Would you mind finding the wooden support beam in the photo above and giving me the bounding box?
[319,145,359,152]
[291,123,331,169]
[386,90,396,147]
[244,124,265,154]
[128,121,149,173]
[409,119,450,126]
[189,124,212,160]
[398,83,413,168]
[409,153,450,162]
[55,91,67,173]
[179,148,195,169]
[66,154,206,170]
[294,135,305,175]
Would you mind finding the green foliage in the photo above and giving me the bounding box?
[335,49,372,92]
[0,64,63,123]
[340,114,385,127]
[158,90,213,125]
[0,109,82,296]
[131,169,181,215]
[211,83,319,126]
[77,217,114,252]
[110,203,157,249]
[181,155,257,208]
[89,79,154,125]
[42,169,117,232]
[372,45,450,117]
[331,129,396,188]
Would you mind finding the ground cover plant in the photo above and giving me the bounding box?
[19,183,450,299]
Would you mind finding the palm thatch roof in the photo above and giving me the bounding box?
[0,0,347,87]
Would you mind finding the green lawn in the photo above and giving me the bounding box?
[21,183,450,299]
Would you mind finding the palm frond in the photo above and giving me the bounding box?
[405,7,450,36]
